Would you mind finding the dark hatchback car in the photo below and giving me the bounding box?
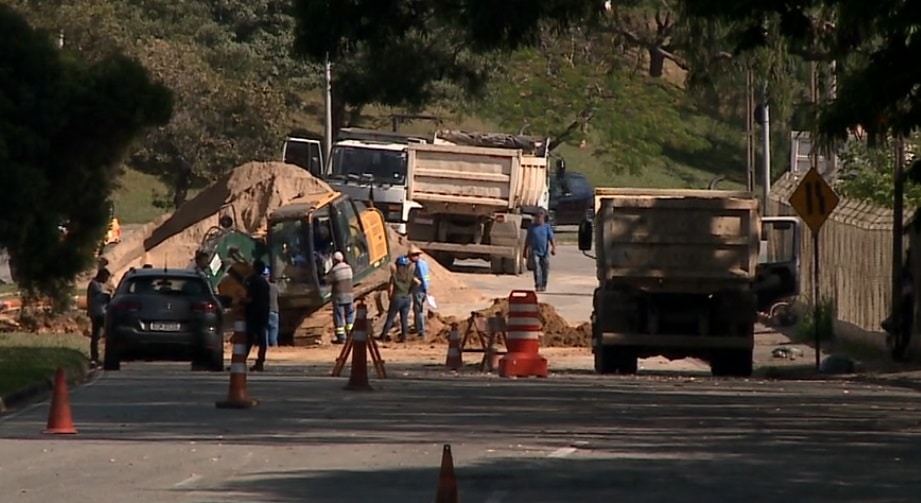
[549,172,594,226]
[103,267,228,372]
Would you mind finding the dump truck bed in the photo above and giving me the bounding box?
[593,188,761,293]
[406,143,547,215]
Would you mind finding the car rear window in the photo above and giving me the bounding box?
[122,276,209,297]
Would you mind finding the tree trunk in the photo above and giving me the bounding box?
[171,167,194,209]
[331,91,347,140]
[647,47,665,78]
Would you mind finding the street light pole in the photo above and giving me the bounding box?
[323,53,333,165]
[760,82,771,211]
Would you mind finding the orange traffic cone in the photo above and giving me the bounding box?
[435,444,458,503]
[43,367,77,435]
[345,303,373,391]
[445,323,462,370]
[216,312,258,409]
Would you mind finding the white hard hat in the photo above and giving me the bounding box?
[333,251,345,262]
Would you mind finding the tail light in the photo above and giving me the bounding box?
[494,214,506,223]
[192,301,217,312]
[112,300,141,312]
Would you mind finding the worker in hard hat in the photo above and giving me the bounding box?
[378,255,419,342]
[407,245,431,339]
[326,251,354,344]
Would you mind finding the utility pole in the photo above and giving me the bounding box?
[809,62,819,174]
[827,60,839,177]
[759,81,771,211]
[323,53,333,166]
[745,67,755,192]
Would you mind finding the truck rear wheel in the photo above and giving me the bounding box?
[710,349,753,377]
[489,256,504,274]
[594,346,638,375]
[501,254,524,275]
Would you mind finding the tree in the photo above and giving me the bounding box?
[129,38,287,207]
[607,0,688,77]
[679,0,921,145]
[836,136,921,208]
[290,0,606,135]
[10,0,293,208]
[0,5,172,302]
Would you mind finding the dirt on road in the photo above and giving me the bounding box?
[424,296,591,348]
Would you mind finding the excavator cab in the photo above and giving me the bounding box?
[266,193,390,339]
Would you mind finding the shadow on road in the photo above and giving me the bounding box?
[185,445,921,502]
[4,366,921,500]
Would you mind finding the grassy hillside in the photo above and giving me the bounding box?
[112,55,747,224]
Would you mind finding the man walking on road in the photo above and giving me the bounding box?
[264,267,280,347]
[326,251,354,344]
[407,245,431,339]
[244,259,271,371]
[524,210,556,292]
[379,255,419,342]
[85,267,112,367]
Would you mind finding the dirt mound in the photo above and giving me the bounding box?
[0,309,91,335]
[103,162,333,281]
[426,297,590,348]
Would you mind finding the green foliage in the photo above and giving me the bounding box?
[0,5,171,302]
[836,137,921,208]
[476,48,748,185]
[0,333,89,396]
[679,0,921,145]
[290,0,605,133]
[794,296,836,342]
[10,0,294,207]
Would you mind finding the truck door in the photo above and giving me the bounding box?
[755,217,801,311]
[282,138,324,178]
[331,197,372,273]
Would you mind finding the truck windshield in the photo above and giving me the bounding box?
[330,145,407,183]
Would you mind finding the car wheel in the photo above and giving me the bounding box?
[103,344,120,371]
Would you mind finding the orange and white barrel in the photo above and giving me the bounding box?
[498,290,548,378]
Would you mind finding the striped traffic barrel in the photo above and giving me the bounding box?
[499,290,548,378]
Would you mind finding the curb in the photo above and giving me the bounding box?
[0,363,96,416]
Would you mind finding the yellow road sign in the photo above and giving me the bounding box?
[788,168,840,234]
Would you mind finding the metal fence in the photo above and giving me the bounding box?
[767,172,914,351]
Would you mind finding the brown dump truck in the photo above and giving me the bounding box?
[578,188,800,377]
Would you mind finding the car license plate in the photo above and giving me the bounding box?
[150,322,181,332]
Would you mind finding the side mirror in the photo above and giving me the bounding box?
[555,158,566,179]
[216,294,234,309]
[578,219,593,252]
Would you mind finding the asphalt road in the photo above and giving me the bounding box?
[3,364,921,502]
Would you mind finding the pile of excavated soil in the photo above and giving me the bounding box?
[102,162,334,281]
[423,297,591,348]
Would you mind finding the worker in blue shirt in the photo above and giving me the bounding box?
[523,209,556,292]
[407,245,431,339]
